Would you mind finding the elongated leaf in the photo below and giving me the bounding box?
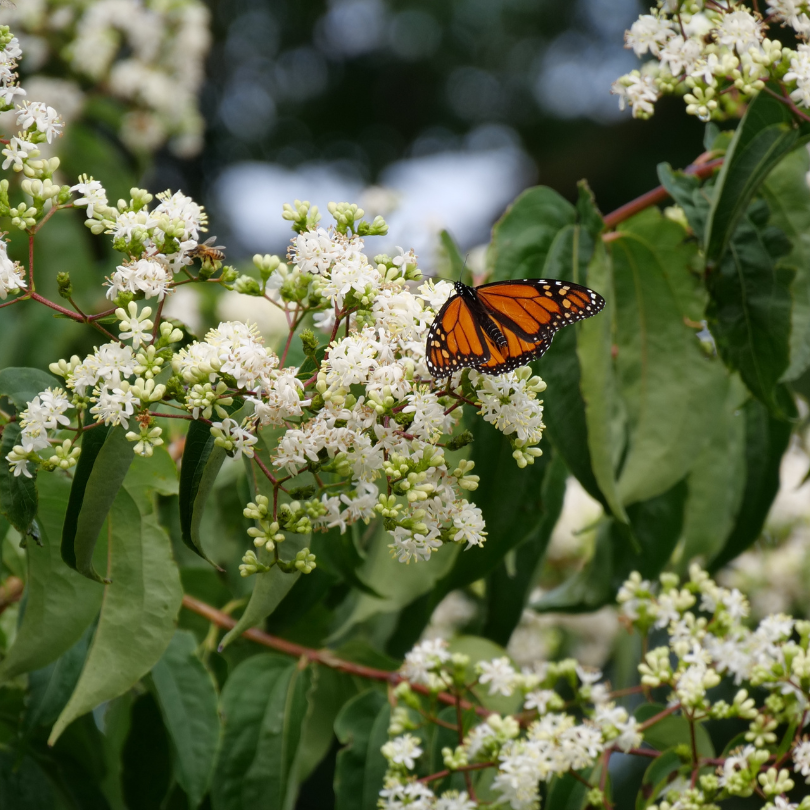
[0,752,58,808]
[482,451,567,645]
[658,163,710,243]
[0,473,103,682]
[705,89,810,263]
[212,654,311,810]
[219,539,304,651]
[577,240,627,519]
[678,375,747,570]
[122,691,173,809]
[62,425,134,582]
[760,146,810,381]
[310,526,381,597]
[440,229,467,282]
[151,630,220,808]
[50,483,183,744]
[0,367,59,410]
[710,395,793,571]
[486,186,576,281]
[707,213,794,413]
[535,478,687,613]
[612,213,727,505]
[334,690,390,810]
[0,423,37,534]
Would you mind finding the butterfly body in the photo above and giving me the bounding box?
[425,278,604,378]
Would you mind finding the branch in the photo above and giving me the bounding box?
[602,157,724,230]
[181,593,489,716]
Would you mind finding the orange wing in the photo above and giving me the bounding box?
[425,296,490,377]
[475,279,604,339]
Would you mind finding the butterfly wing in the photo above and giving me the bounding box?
[476,327,553,375]
[425,294,492,378]
[475,279,605,339]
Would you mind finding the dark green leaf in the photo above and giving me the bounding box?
[487,186,577,281]
[151,630,220,808]
[333,689,390,810]
[636,749,682,810]
[0,367,59,411]
[99,693,133,810]
[482,451,567,645]
[0,473,103,682]
[50,480,183,744]
[706,214,794,413]
[439,229,468,282]
[657,163,710,242]
[635,703,714,757]
[576,179,604,240]
[212,654,311,810]
[62,425,134,582]
[710,395,793,570]
[0,423,37,534]
[0,751,58,809]
[178,419,226,566]
[310,526,381,597]
[705,89,810,263]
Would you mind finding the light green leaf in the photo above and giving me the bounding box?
[635,703,714,757]
[448,636,522,715]
[0,473,103,682]
[151,630,220,808]
[49,479,183,744]
[760,146,810,381]
[61,425,134,582]
[212,654,311,810]
[334,690,390,810]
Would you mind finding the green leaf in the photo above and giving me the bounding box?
[212,654,311,810]
[178,419,226,566]
[636,749,682,810]
[219,539,305,651]
[486,186,577,281]
[333,689,390,810]
[0,367,59,411]
[576,239,627,519]
[310,526,381,598]
[706,214,794,413]
[710,395,793,570]
[151,630,220,808]
[657,164,710,243]
[482,451,567,645]
[535,478,687,613]
[49,478,183,744]
[288,665,360,804]
[635,703,714,757]
[678,375,747,570]
[760,146,810,381]
[612,212,727,505]
[0,423,37,534]
[99,694,133,810]
[0,751,58,808]
[62,425,135,582]
[448,636,522,715]
[705,90,810,263]
[440,229,468,282]
[0,473,103,682]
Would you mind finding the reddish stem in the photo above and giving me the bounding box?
[417,761,495,784]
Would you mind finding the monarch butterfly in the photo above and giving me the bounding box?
[425,279,605,378]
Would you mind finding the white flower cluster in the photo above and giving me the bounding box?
[1,0,210,156]
[382,568,810,810]
[614,2,810,121]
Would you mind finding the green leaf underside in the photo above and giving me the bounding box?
[151,630,220,808]
[49,480,183,744]
[62,424,135,582]
[334,690,390,810]
[0,423,37,534]
[212,654,311,810]
[0,473,103,682]
[705,88,810,263]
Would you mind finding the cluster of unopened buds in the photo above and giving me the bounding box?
[613,1,810,121]
[380,566,810,809]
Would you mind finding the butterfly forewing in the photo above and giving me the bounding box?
[425,278,604,378]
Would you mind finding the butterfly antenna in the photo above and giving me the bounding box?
[457,254,470,283]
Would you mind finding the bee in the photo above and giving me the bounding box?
[186,236,226,263]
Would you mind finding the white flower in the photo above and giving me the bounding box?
[389,525,442,563]
[70,175,109,219]
[717,11,764,52]
[451,501,487,549]
[210,418,258,459]
[289,227,346,275]
[379,781,435,810]
[625,14,672,57]
[793,739,810,782]
[116,302,154,349]
[658,35,703,76]
[401,638,451,685]
[382,733,423,770]
[153,189,207,242]
[322,251,381,308]
[612,71,659,118]
[435,791,476,810]
[403,389,451,442]
[105,258,173,301]
[90,385,138,427]
[473,371,545,444]
[0,241,26,300]
[16,101,64,143]
[479,657,518,697]
[785,44,810,107]
[524,689,557,714]
[251,369,310,425]
[1,137,37,171]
